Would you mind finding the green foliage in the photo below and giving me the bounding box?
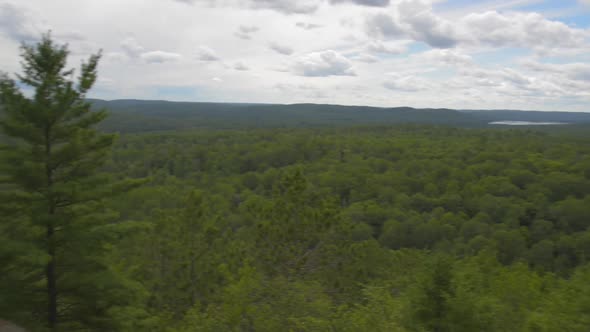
[0,33,145,331]
[2,35,590,331]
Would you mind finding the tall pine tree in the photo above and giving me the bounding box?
[0,33,146,331]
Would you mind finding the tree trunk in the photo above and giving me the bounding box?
[47,224,57,331]
[45,129,57,331]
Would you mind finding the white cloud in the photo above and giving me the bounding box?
[331,0,390,7]
[295,22,323,30]
[292,50,356,77]
[120,37,145,57]
[460,11,586,51]
[1,0,588,111]
[351,53,379,63]
[140,51,181,63]
[269,42,294,55]
[417,49,473,66]
[365,1,587,52]
[367,40,408,54]
[196,46,220,61]
[383,74,431,92]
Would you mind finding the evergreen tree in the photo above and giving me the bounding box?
[0,33,145,331]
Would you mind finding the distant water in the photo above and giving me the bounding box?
[489,121,569,126]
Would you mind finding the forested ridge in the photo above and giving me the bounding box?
[1,35,590,332]
[90,98,590,133]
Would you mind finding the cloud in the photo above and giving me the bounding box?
[418,49,473,66]
[460,11,587,51]
[120,37,145,57]
[295,22,323,30]
[365,1,587,52]
[383,74,431,92]
[55,31,85,41]
[366,13,405,39]
[292,50,355,77]
[274,83,328,99]
[196,46,220,61]
[235,25,259,40]
[0,2,46,42]
[239,25,259,34]
[269,42,294,55]
[366,3,459,48]
[398,0,458,48]
[351,53,379,63]
[140,51,181,63]
[234,61,249,70]
[104,52,128,63]
[5,0,587,111]
[331,0,390,6]
[367,40,408,54]
[522,60,590,83]
[249,0,321,14]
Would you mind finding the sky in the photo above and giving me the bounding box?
[0,0,589,111]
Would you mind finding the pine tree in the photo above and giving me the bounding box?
[0,33,145,331]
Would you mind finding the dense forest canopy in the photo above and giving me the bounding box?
[1,35,590,332]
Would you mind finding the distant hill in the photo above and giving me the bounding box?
[460,109,590,123]
[88,99,590,132]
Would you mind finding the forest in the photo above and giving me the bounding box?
[1,35,590,332]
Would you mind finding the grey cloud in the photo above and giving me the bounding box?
[176,0,386,14]
[269,42,294,55]
[171,0,320,13]
[366,13,404,38]
[196,46,220,61]
[140,51,182,63]
[365,3,460,48]
[292,50,355,77]
[234,32,251,40]
[331,0,390,7]
[250,0,320,14]
[0,3,46,42]
[295,22,322,30]
[56,31,86,41]
[235,25,259,40]
[397,0,458,48]
[239,25,259,33]
[234,62,249,70]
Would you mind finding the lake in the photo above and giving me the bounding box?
[489,121,569,126]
